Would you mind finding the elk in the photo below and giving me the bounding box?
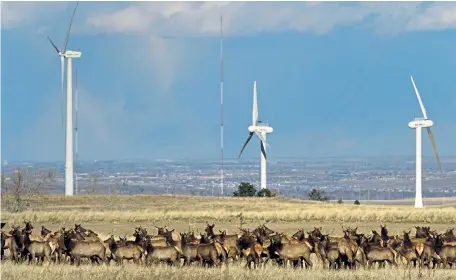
[196,240,221,267]
[62,230,106,266]
[271,233,313,268]
[7,227,25,262]
[360,237,397,268]
[145,236,181,266]
[180,233,199,266]
[380,224,393,244]
[105,235,143,265]
[442,228,456,245]
[392,231,419,267]
[320,234,341,269]
[415,226,431,238]
[23,221,45,242]
[432,234,456,268]
[337,231,359,269]
[23,230,52,264]
[237,232,263,268]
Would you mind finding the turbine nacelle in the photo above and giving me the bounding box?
[248,125,273,134]
[408,119,433,129]
[64,50,82,59]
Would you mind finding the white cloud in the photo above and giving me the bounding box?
[1,1,69,30]
[4,2,456,36]
[407,2,456,31]
[82,2,456,37]
[86,5,151,34]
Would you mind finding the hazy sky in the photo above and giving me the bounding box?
[2,1,456,162]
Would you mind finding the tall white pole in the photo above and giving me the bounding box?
[415,127,423,208]
[65,58,74,196]
[260,132,267,190]
[220,15,224,196]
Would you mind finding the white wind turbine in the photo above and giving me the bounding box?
[238,81,273,190]
[408,76,443,208]
[48,2,81,196]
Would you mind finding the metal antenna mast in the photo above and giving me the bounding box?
[75,68,79,194]
[220,15,224,196]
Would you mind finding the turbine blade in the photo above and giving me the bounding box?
[48,37,61,53]
[252,81,258,125]
[63,1,79,52]
[60,56,65,128]
[255,131,271,148]
[238,132,254,158]
[261,141,267,160]
[410,76,428,119]
[426,127,443,174]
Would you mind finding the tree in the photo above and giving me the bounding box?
[257,188,276,197]
[308,188,329,201]
[337,199,343,204]
[354,200,361,205]
[233,182,257,197]
[2,168,54,212]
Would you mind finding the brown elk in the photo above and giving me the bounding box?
[271,233,313,268]
[153,222,169,237]
[23,230,52,264]
[196,240,222,267]
[380,224,393,244]
[105,235,143,264]
[415,226,431,238]
[320,234,341,269]
[23,221,45,242]
[180,232,199,266]
[204,224,239,261]
[145,236,181,266]
[163,229,184,255]
[392,231,419,267]
[62,230,106,266]
[292,229,325,263]
[360,236,397,268]
[41,226,52,238]
[442,228,456,245]
[237,232,263,268]
[337,231,358,269]
[7,227,25,262]
[432,234,456,268]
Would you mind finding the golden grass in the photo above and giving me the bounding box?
[1,261,455,280]
[1,194,456,225]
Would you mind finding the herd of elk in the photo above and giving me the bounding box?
[1,221,455,269]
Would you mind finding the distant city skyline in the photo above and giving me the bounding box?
[2,2,456,161]
[2,156,454,199]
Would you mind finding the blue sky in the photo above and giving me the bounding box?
[2,1,456,162]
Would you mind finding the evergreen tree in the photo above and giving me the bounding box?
[233,182,257,197]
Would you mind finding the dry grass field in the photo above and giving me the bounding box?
[1,261,456,280]
[2,194,456,226]
[1,194,455,280]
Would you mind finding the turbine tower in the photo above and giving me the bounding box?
[48,2,81,196]
[408,76,443,208]
[238,81,273,190]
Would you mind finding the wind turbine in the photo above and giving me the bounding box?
[238,81,273,190]
[48,2,81,196]
[408,76,443,208]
